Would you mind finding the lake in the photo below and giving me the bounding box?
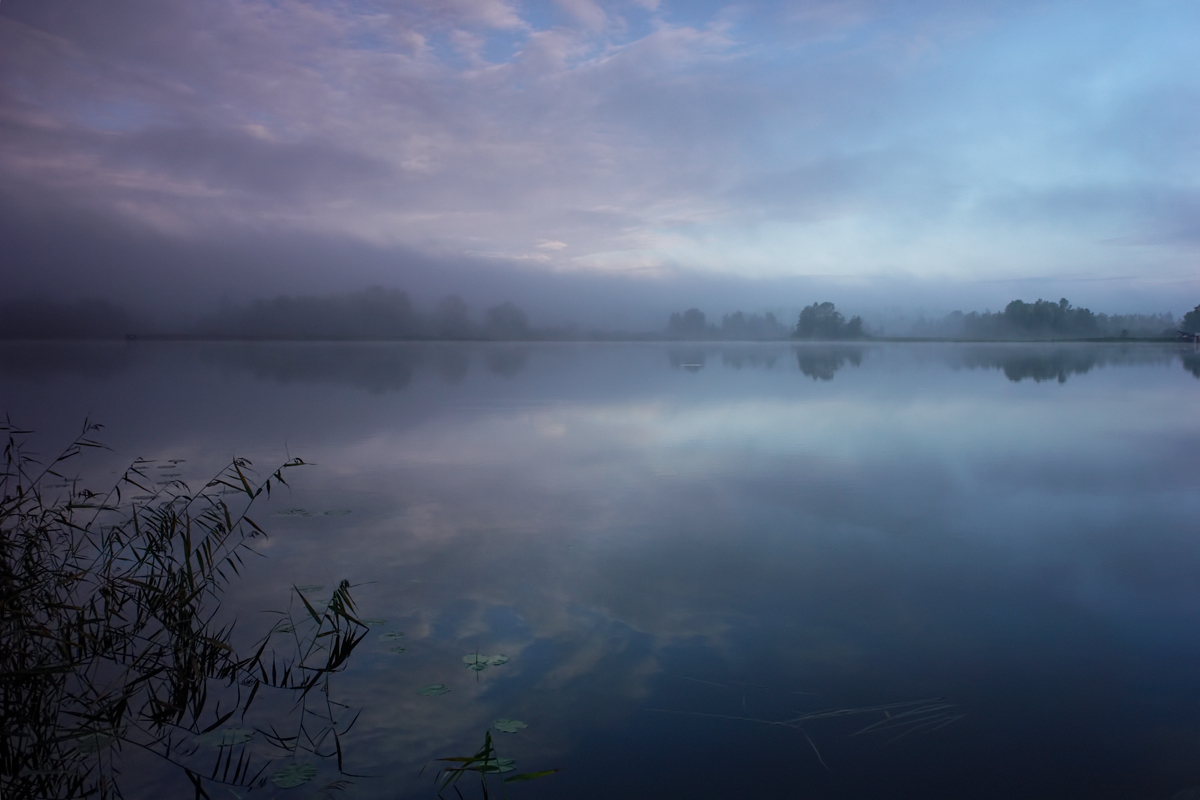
[3,340,1200,800]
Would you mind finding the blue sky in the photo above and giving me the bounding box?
[0,0,1197,324]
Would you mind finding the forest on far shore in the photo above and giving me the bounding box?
[0,289,1197,342]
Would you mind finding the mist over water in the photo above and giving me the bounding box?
[3,340,1200,799]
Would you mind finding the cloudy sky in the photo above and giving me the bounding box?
[1,0,1197,326]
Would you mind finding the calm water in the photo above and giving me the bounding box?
[3,340,1200,799]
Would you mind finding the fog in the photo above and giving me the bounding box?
[3,1,1199,335]
[1,191,1194,340]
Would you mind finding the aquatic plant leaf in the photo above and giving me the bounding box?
[417,684,450,696]
[361,618,387,626]
[323,509,352,516]
[389,646,407,654]
[489,655,509,666]
[295,584,324,593]
[195,727,254,747]
[73,732,113,753]
[479,758,515,774]
[271,763,317,788]
[468,663,487,672]
[463,654,490,666]
[493,719,527,733]
[276,508,312,517]
[380,632,405,641]
[504,769,559,783]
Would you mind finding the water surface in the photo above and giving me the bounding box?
[3,340,1200,799]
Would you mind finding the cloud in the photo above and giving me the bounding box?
[1,0,1198,317]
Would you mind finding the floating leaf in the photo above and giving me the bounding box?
[380,632,405,641]
[295,584,324,593]
[73,732,113,753]
[275,625,295,634]
[463,654,490,666]
[504,769,559,784]
[271,763,316,788]
[389,646,407,654]
[361,618,387,626]
[417,684,450,696]
[479,758,515,774]
[490,655,509,666]
[195,727,254,747]
[323,509,352,516]
[276,508,312,517]
[493,719,527,734]
[468,662,487,672]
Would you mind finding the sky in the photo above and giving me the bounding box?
[1,0,1198,329]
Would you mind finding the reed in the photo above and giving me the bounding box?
[0,420,367,799]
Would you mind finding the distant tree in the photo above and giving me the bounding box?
[434,294,472,339]
[484,301,530,340]
[719,311,789,340]
[793,302,863,340]
[666,308,710,339]
[1182,303,1200,333]
[0,298,133,339]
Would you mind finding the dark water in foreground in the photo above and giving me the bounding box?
[3,340,1200,800]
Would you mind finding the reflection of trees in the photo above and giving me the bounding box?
[485,347,529,378]
[1,424,366,799]
[721,349,780,370]
[200,342,420,392]
[951,345,1177,383]
[435,346,470,384]
[1182,350,1200,379]
[0,342,134,380]
[668,348,707,371]
[794,346,863,381]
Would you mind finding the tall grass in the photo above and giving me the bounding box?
[0,420,367,799]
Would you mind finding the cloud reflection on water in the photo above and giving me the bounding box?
[3,342,1200,798]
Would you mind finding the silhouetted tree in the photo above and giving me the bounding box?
[1182,303,1200,333]
[793,302,863,340]
[434,294,472,338]
[719,311,789,340]
[484,301,530,340]
[666,308,710,339]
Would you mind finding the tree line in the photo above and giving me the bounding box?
[665,302,864,340]
[1,291,1197,342]
[914,298,1190,340]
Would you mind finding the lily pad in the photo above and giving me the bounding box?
[467,662,487,672]
[361,618,387,626]
[73,732,114,753]
[490,655,509,666]
[463,654,490,667]
[493,719,527,734]
[276,508,313,517]
[380,632,405,641]
[479,758,516,774]
[388,646,407,654]
[323,509,352,516]
[195,727,254,747]
[271,763,316,788]
[417,684,450,696]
